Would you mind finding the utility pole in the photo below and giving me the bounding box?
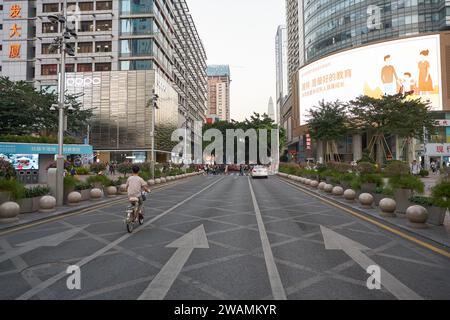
[150,90,159,179]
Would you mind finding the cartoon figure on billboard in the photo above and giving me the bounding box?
[381,55,400,95]
[418,50,433,95]
[401,72,417,95]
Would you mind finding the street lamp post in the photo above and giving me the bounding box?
[150,90,159,179]
[48,0,77,206]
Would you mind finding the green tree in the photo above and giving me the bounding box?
[307,100,349,162]
[0,77,93,139]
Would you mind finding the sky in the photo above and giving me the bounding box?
[187,0,286,122]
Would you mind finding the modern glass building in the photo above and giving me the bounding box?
[303,0,450,64]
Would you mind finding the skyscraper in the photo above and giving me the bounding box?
[275,25,288,125]
[207,65,231,122]
[268,97,275,122]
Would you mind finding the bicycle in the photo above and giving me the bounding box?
[125,191,148,233]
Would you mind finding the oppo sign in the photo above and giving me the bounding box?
[66,77,101,88]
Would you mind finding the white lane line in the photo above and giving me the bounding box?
[16,177,225,300]
[248,178,287,300]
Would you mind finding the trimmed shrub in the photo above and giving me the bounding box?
[90,163,106,174]
[24,186,50,198]
[0,160,16,180]
[0,179,25,200]
[384,160,410,177]
[389,175,424,193]
[86,175,112,187]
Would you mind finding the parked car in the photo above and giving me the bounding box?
[251,165,268,179]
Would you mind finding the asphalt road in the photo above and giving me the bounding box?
[0,175,449,300]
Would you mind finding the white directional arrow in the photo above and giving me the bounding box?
[0,226,87,264]
[320,226,423,300]
[138,225,209,300]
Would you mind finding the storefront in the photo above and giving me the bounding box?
[0,142,93,184]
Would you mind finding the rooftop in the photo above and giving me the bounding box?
[207,65,231,77]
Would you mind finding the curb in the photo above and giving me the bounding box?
[0,173,203,235]
[277,175,450,253]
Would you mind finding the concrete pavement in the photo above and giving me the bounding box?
[0,175,449,300]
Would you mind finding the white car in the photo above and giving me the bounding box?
[251,166,268,179]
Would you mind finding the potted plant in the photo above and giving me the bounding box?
[389,175,424,214]
[18,186,51,213]
[64,175,78,204]
[339,173,355,190]
[0,178,25,204]
[428,180,450,226]
[356,162,379,193]
[86,175,112,190]
[75,181,92,201]
[0,160,17,204]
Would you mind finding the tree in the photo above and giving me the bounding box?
[307,100,349,162]
[0,77,93,139]
[348,94,435,164]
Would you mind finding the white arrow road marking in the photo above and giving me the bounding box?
[16,177,224,300]
[138,225,209,300]
[320,226,423,300]
[248,178,287,300]
[0,226,88,264]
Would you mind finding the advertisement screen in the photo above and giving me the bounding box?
[0,154,39,170]
[299,34,442,125]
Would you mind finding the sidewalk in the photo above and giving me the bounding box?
[280,176,450,250]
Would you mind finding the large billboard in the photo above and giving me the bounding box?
[299,34,442,125]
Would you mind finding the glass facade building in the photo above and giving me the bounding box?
[303,0,450,64]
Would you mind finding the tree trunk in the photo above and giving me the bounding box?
[376,135,383,166]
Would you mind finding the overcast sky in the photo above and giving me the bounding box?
[187,0,286,122]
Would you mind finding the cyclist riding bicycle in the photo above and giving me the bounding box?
[126,165,150,220]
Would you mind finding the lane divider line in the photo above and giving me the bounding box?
[248,178,287,300]
[16,176,225,300]
[278,177,450,259]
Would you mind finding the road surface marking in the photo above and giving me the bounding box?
[321,226,423,300]
[248,178,287,300]
[16,177,224,300]
[0,226,87,264]
[279,178,450,259]
[138,225,209,300]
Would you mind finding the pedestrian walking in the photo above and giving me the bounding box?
[410,160,421,176]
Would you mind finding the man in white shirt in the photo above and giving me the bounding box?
[126,165,150,218]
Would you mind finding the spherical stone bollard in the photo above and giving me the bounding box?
[106,186,117,198]
[359,193,374,209]
[0,201,20,223]
[148,179,155,186]
[318,182,327,191]
[343,189,356,202]
[288,175,295,180]
[379,198,397,218]
[67,191,82,206]
[160,177,167,183]
[295,177,302,182]
[406,205,429,229]
[39,196,57,213]
[310,180,319,188]
[332,186,344,196]
[90,188,103,201]
[156,178,162,184]
[299,178,305,184]
[324,184,334,193]
[120,184,128,195]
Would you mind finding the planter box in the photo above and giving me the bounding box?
[18,198,33,214]
[426,206,447,226]
[340,182,351,190]
[0,191,11,205]
[373,194,384,207]
[394,189,413,214]
[80,189,91,201]
[32,197,41,212]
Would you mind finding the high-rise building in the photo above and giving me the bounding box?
[0,0,207,163]
[282,0,450,163]
[267,97,275,121]
[207,65,231,122]
[275,25,288,125]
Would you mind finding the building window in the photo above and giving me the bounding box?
[41,43,53,54]
[65,64,75,72]
[120,0,153,14]
[41,85,57,94]
[78,2,94,11]
[120,18,152,35]
[120,39,152,57]
[96,20,112,31]
[96,1,112,11]
[78,21,94,32]
[42,22,58,33]
[41,64,58,76]
[43,3,59,12]
[95,63,111,71]
[120,60,152,71]
[77,42,93,53]
[77,63,93,72]
[95,41,112,52]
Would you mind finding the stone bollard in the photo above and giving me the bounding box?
[310,180,319,188]
[0,201,20,223]
[90,188,103,201]
[155,178,161,184]
[106,186,117,198]
[148,179,155,186]
[67,191,82,206]
[120,184,128,195]
[332,186,344,196]
[318,182,327,191]
[359,193,374,209]
[160,177,167,183]
[324,184,334,193]
[344,189,356,202]
[39,196,57,213]
[406,205,428,229]
[379,198,396,218]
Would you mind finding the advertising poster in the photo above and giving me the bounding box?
[299,34,442,125]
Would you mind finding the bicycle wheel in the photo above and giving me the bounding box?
[139,207,144,225]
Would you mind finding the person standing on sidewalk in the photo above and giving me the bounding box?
[410,160,421,176]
